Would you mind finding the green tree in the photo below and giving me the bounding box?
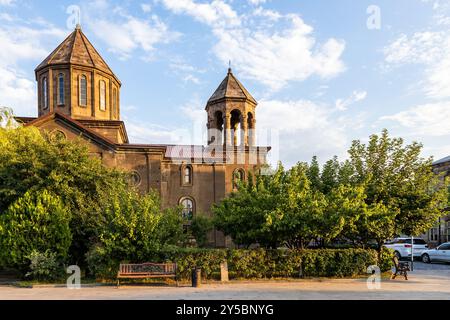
[346,129,447,247]
[0,125,130,266]
[306,156,321,191]
[0,190,72,272]
[86,191,185,277]
[267,162,329,248]
[190,215,214,248]
[321,156,340,194]
[213,165,286,248]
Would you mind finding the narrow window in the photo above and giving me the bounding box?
[113,88,117,118]
[58,73,64,105]
[42,77,48,109]
[79,75,87,106]
[184,166,192,185]
[99,80,106,111]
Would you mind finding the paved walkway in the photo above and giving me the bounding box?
[1,263,449,300]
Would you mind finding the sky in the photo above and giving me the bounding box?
[1,0,450,168]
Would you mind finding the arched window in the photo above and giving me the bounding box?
[99,80,106,111]
[113,88,117,118]
[230,109,242,146]
[233,168,245,189]
[183,166,192,185]
[42,77,48,109]
[128,171,141,187]
[51,130,66,140]
[79,75,87,106]
[58,73,64,105]
[180,197,194,220]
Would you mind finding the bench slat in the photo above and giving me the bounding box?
[117,262,177,280]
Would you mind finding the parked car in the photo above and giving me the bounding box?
[421,242,450,263]
[383,238,428,260]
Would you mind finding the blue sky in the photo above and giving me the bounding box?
[1,0,450,167]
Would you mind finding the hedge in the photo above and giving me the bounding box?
[93,247,393,280]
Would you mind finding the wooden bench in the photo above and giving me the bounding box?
[391,256,410,280]
[117,263,178,287]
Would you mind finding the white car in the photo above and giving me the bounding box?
[384,238,428,260]
[421,242,450,263]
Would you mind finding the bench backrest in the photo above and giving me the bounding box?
[119,263,177,275]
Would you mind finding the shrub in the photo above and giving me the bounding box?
[84,192,186,279]
[25,250,63,281]
[378,247,394,272]
[190,216,214,247]
[156,247,227,280]
[0,189,72,273]
[90,247,390,280]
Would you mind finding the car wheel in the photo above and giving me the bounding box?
[394,251,401,259]
[422,253,431,264]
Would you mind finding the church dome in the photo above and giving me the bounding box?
[207,68,256,105]
[35,25,120,85]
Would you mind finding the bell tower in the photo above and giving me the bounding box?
[206,68,257,147]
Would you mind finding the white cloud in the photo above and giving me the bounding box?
[161,0,240,27]
[0,66,35,116]
[0,0,14,5]
[141,3,152,13]
[248,0,266,5]
[252,6,281,21]
[125,121,189,144]
[0,26,66,65]
[335,90,367,111]
[213,18,345,91]
[0,21,66,116]
[82,1,179,60]
[384,32,444,65]
[125,97,206,145]
[380,101,450,137]
[161,0,345,91]
[169,59,205,84]
[257,99,357,166]
[384,31,450,99]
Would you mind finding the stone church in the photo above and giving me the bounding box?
[16,26,270,247]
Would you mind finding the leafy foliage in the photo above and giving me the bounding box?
[25,250,62,281]
[190,215,214,248]
[85,191,185,278]
[148,248,392,280]
[0,123,185,277]
[214,129,448,251]
[0,190,72,272]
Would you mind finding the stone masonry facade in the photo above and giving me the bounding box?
[17,26,271,248]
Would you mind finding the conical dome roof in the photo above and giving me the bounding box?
[208,68,256,105]
[35,25,120,84]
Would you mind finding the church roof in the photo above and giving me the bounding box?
[207,68,257,105]
[35,25,120,84]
